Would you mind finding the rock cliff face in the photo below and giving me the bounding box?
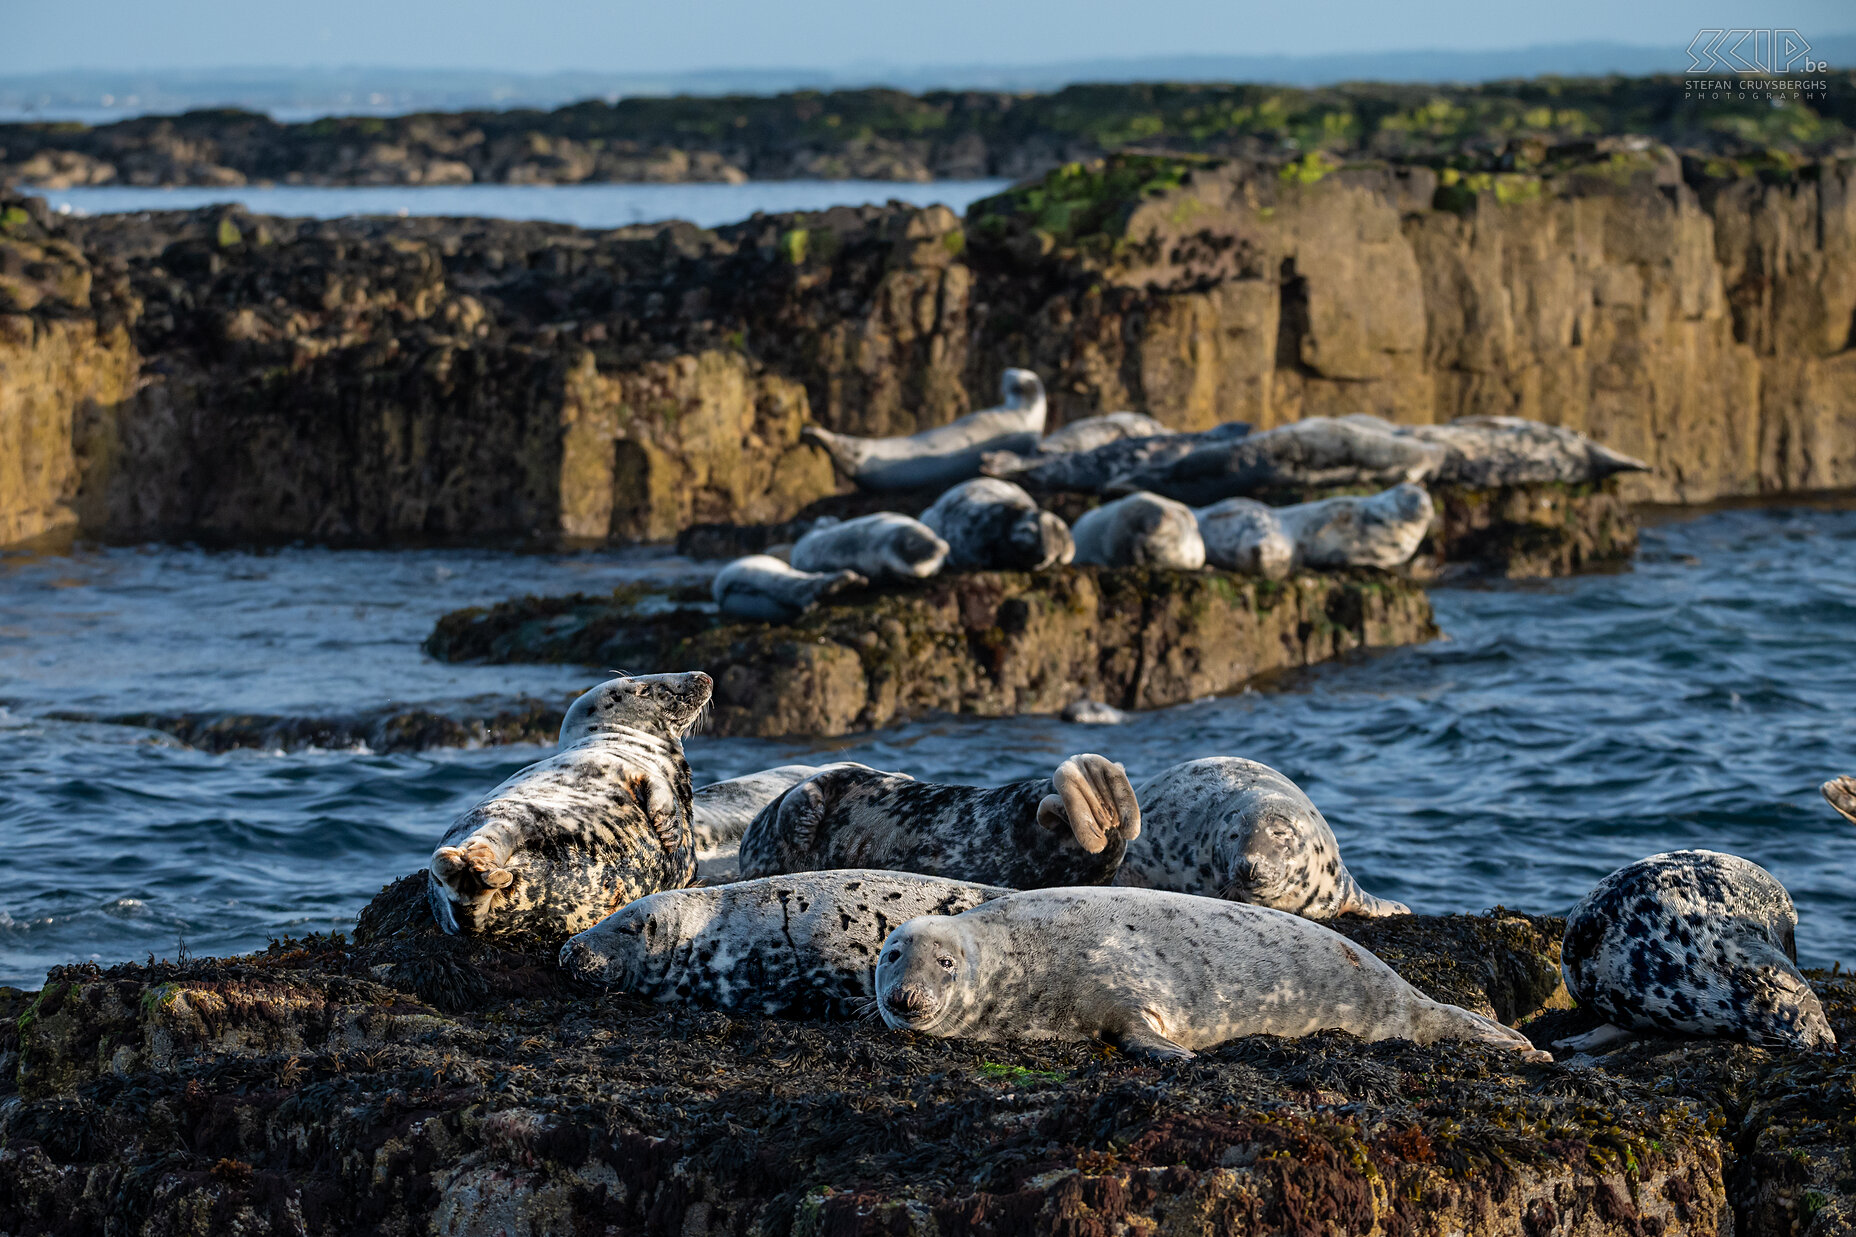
[4,880,1851,1236]
[2,143,1852,547]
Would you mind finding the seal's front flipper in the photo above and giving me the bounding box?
[1552,1022,1637,1053]
[1823,776,1856,825]
[1039,754,1142,855]
[1107,1020,1195,1061]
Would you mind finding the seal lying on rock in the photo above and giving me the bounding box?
[1117,758,1409,918]
[738,755,1141,888]
[1557,850,1835,1052]
[1072,492,1206,569]
[874,887,1540,1059]
[561,870,1009,1017]
[1822,776,1856,824]
[693,762,890,882]
[791,513,949,582]
[1113,417,1448,505]
[1404,416,1651,488]
[428,671,711,939]
[712,555,864,621]
[1036,412,1171,454]
[982,421,1250,493]
[803,369,1047,491]
[1196,483,1435,578]
[921,478,1074,571]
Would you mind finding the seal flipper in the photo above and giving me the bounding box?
[1333,871,1411,918]
[1038,754,1141,855]
[1553,1022,1638,1054]
[1823,776,1856,824]
[1106,1015,1195,1061]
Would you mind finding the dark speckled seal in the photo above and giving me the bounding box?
[874,887,1539,1059]
[560,870,1009,1018]
[1116,758,1407,919]
[1558,849,1834,1052]
[427,671,711,940]
[920,477,1074,571]
[737,755,1141,888]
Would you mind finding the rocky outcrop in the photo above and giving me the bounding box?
[43,698,568,753]
[1,75,1849,187]
[425,566,1437,738]
[3,140,1853,549]
[7,879,1853,1236]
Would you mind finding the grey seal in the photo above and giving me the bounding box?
[560,870,1008,1017]
[1196,483,1435,579]
[790,512,949,582]
[804,369,1046,491]
[920,477,1075,571]
[1823,776,1856,824]
[1557,849,1834,1053]
[1071,492,1206,569]
[1116,758,1408,918]
[1405,416,1650,487]
[692,761,893,882]
[738,754,1141,888]
[712,554,864,621]
[427,671,711,939]
[874,887,1539,1059]
[1113,416,1447,505]
[982,420,1251,493]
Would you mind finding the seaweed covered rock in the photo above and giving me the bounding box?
[0,887,1755,1237]
[425,566,1438,737]
[44,697,569,753]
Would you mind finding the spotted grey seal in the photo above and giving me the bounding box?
[1557,850,1834,1053]
[738,754,1141,888]
[712,554,864,622]
[692,761,893,881]
[920,478,1074,571]
[982,420,1251,493]
[1116,758,1408,918]
[428,671,711,939]
[790,512,949,582]
[874,888,1539,1059]
[1112,416,1448,505]
[560,870,1009,1017]
[1822,776,1856,824]
[1041,411,1170,453]
[1196,483,1435,579]
[1404,416,1650,488]
[1071,492,1206,570]
[804,369,1046,491]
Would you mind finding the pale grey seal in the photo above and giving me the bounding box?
[790,512,949,582]
[1196,482,1435,578]
[1113,416,1447,505]
[920,477,1075,571]
[1071,492,1206,570]
[804,369,1047,491]
[1036,411,1171,454]
[874,888,1540,1059]
[1405,416,1651,487]
[1557,850,1835,1053]
[692,761,894,882]
[1116,758,1409,918]
[712,554,864,622]
[1062,699,1128,725]
[982,420,1250,493]
[560,870,1008,1018]
[737,754,1141,888]
[427,671,711,939]
[1822,776,1856,824]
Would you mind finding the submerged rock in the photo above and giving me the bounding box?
[426,566,1439,738]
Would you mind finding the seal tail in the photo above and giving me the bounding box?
[1822,776,1856,825]
[802,424,871,477]
[1038,754,1141,855]
[1587,441,1652,479]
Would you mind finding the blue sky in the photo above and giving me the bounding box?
[5,0,1853,74]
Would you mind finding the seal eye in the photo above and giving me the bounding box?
[882,950,899,964]
[937,955,956,971]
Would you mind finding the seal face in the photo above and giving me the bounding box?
[1560,849,1834,1051]
[790,513,950,582]
[874,888,1537,1059]
[1116,758,1408,918]
[737,754,1141,889]
[1071,492,1206,570]
[426,671,711,940]
[560,870,1009,1018]
[712,555,864,622]
[921,477,1074,571]
[803,369,1047,491]
[1197,483,1434,577]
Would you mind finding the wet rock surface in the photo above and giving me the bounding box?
[5,874,1851,1236]
[42,698,569,753]
[424,566,1438,738]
